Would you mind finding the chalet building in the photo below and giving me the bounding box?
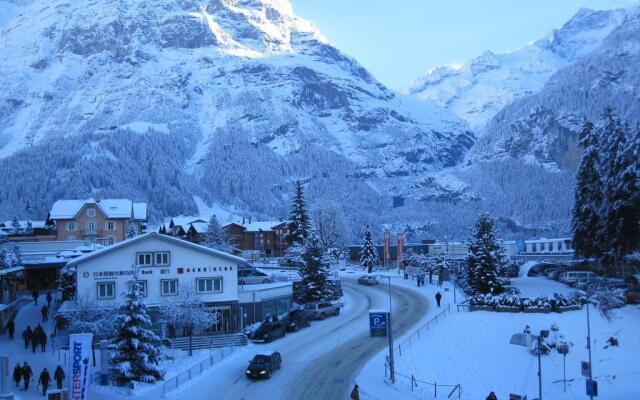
[224,220,289,258]
[48,198,148,245]
[167,216,206,239]
[67,233,245,335]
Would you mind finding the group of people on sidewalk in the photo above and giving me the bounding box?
[13,362,65,396]
[22,324,49,353]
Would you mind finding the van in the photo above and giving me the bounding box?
[559,271,597,286]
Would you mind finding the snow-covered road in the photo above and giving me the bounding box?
[168,277,428,400]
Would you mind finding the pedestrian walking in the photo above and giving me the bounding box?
[12,362,22,388]
[22,326,33,350]
[41,305,49,323]
[54,365,65,390]
[46,291,53,308]
[486,391,498,400]
[40,330,48,352]
[32,289,39,305]
[38,368,51,396]
[6,318,15,339]
[429,269,433,284]
[22,362,32,391]
[435,291,442,308]
[350,384,360,400]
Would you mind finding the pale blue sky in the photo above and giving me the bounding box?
[291,0,634,90]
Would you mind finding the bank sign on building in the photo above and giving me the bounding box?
[67,232,245,333]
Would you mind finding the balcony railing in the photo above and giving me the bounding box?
[80,229,103,236]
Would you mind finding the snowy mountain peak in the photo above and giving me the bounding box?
[409,5,630,130]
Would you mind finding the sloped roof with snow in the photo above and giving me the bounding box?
[226,220,287,232]
[170,216,206,229]
[49,198,147,220]
[66,232,245,267]
[189,222,208,234]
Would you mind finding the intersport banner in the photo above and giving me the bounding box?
[69,333,94,400]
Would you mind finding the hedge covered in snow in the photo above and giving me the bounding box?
[468,293,584,313]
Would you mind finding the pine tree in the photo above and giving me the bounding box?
[0,249,7,269]
[58,266,77,302]
[11,216,20,235]
[128,223,137,239]
[359,226,378,274]
[572,120,604,260]
[11,246,22,267]
[204,215,225,250]
[466,214,505,295]
[287,180,311,245]
[298,231,331,303]
[605,121,640,275]
[110,279,164,385]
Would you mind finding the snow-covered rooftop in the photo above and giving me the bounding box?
[170,216,207,229]
[49,198,147,220]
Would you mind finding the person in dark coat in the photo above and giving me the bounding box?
[6,318,15,339]
[22,362,32,391]
[350,384,360,400]
[40,330,48,352]
[38,368,51,396]
[435,291,442,308]
[41,305,49,323]
[22,325,33,350]
[429,269,433,284]
[32,289,39,305]
[486,391,498,400]
[46,291,53,308]
[32,324,44,353]
[12,362,22,388]
[54,365,65,389]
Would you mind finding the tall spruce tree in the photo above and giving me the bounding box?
[466,214,505,295]
[605,121,640,275]
[359,226,378,273]
[287,180,311,245]
[572,120,604,259]
[58,266,77,302]
[110,279,164,385]
[11,216,20,234]
[298,231,331,303]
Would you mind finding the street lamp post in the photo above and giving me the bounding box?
[586,291,594,400]
[384,275,395,383]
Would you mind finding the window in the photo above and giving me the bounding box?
[532,243,537,252]
[66,222,77,232]
[67,236,76,241]
[161,279,178,296]
[87,208,96,217]
[137,252,152,266]
[128,280,147,297]
[87,221,96,231]
[106,221,116,231]
[155,252,170,266]
[97,282,115,300]
[196,277,223,293]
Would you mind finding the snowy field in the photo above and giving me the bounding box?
[357,275,640,400]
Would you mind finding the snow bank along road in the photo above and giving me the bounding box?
[174,277,428,400]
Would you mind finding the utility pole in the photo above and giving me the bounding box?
[537,334,543,400]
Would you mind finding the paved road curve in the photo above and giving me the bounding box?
[288,278,429,400]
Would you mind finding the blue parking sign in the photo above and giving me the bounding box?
[369,310,388,337]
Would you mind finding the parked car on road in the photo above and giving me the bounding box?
[527,263,559,277]
[250,321,286,343]
[238,267,274,285]
[246,351,282,379]
[304,301,341,320]
[283,310,310,332]
[358,274,380,285]
[546,267,567,280]
[559,271,597,286]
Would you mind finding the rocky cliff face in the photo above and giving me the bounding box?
[0,0,473,220]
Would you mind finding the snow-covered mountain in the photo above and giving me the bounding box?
[409,7,628,131]
[471,5,640,170]
[0,0,473,223]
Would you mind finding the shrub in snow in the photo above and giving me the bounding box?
[110,279,164,385]
[589,283,626,319]
[522,296,552,311]
[58,266,76,302]
[56,299,117,338]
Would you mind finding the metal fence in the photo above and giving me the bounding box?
[385,365,462,399]
[394,304,451,357]
[162,346,237,395]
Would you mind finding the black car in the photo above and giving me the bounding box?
[246,351,282,379]
[250,321,286,343]
[283,310,310,332]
